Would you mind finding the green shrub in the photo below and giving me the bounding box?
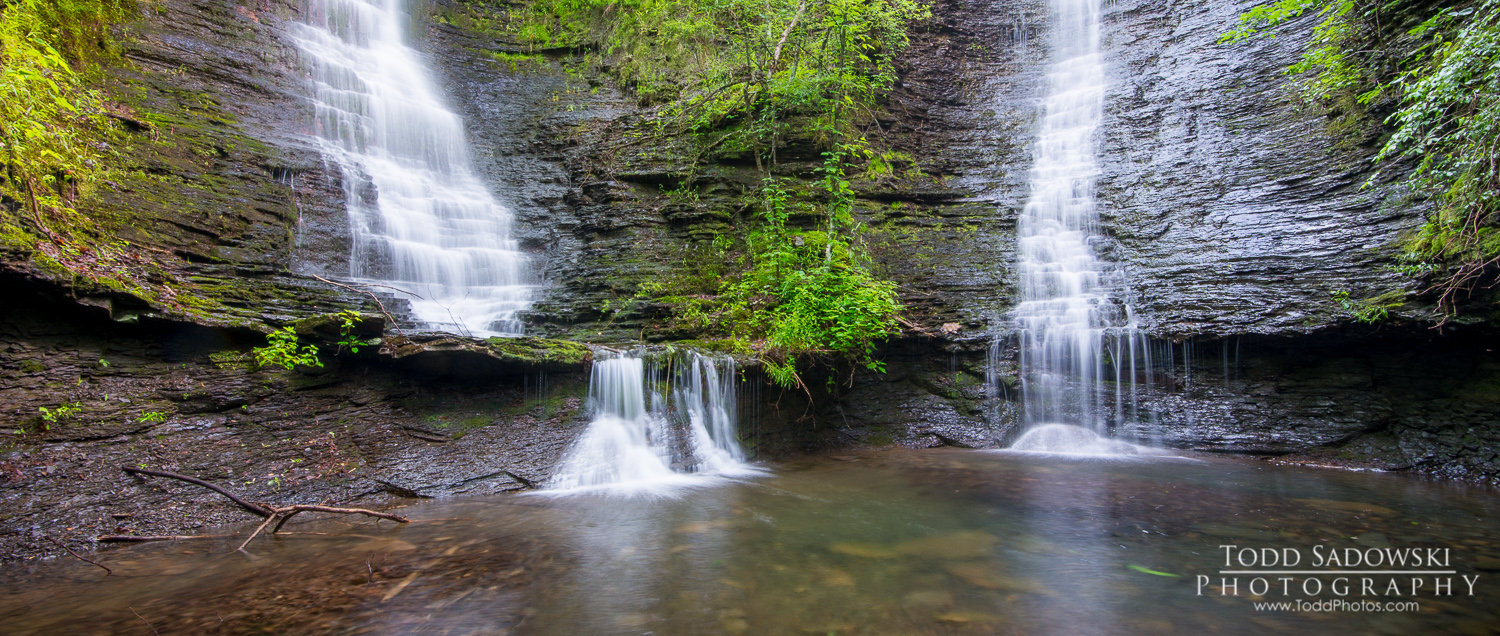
[37,401,81,430]
[509,0,929,155]
[253,327,323,370]
[719,145,902,390]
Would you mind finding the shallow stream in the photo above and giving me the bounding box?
[3,449,1498,635]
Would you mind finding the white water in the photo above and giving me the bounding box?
[1005,0,1154,451]
[292,0,530,336]
[547,351,759,495]
[1008,424,1155,456]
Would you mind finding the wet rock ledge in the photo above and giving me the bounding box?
[0,275,593,562]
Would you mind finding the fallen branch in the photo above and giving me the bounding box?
[236,514,280,552]
[97,535,231,543]
[45,536,111,575]
[122,467,274,517]
[309,274,405,330]
[502,471,537,490]
[269,505,409,535]
[114,467,409,553]
[130,606,160,636]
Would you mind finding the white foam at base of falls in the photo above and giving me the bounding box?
[291,0,530,336]
[545,351,762,496]
[1005,424,1162,457]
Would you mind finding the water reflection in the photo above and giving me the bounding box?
[2,449,1497,635]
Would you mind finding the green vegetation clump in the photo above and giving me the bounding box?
[37,401,80,430]
[253,327,324,371]
[1225,0,1500,316]
[1,0,133,242]
[719,147,902,390]
[484,337,594,367]
[509,0,929,157]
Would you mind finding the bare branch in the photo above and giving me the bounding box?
[308,274,404,330]
[45,536,110,575]
[122,467,274,517]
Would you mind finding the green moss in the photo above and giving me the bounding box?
[209,350,253,370]
[670,338,752,355]
[484,337,593,366]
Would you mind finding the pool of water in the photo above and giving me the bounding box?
[3,448,1498,635]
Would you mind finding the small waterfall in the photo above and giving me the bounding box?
[547,350,759,494]
[291,0,530,336]
[1003,0,1154,448]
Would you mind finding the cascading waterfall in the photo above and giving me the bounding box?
[547,350,758,494]
[291,0,530,336]
[1004,0,1154,449]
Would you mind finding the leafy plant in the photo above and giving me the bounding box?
[37,401,81,429]
[135,410,165,424]
[334,310,366,353]
[719,145,902,390]
[508,0,929,159]
[1331,290,1390,324]
[1,0,134,239]
[252,327,323,371]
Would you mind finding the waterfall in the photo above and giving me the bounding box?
[547,350,759,494]
[1005,0,1153,442]
[291,0,530,336]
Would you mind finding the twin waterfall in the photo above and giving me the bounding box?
[1008,0,1153,448]
[293,0,529,336]
[548,351,758,494]
[292,0,1148,467]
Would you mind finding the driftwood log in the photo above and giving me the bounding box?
[118,466,409,552]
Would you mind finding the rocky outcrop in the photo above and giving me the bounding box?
[0,277,589,561]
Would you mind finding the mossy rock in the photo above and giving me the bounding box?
[484,337,593,367]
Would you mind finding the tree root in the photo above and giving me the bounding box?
[113,467,409,552]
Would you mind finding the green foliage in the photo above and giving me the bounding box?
[719,145,902,389]
[0,0,133,236]
[1376,2,1500,311]
[253,327,324,371]
[1330,289,1392,324]
[1226,0,1500,315]
[37,401,80,429]
[334,310,365,353]
[135,410,165,423]
[510,0,929,155]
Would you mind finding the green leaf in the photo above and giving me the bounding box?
[1127,565,1180,578]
